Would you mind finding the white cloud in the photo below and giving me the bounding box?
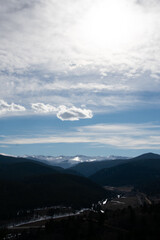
[0,100,93,121]
[31,103,57,113]
[57,105,93,121]
[31,103,93,121]
[0,100,25,114]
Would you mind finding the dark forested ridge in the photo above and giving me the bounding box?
[68,153,160,177]
[0,154,110,221]
[69,159,128,177]
[90,153,160,189]
[0,174,109,220]
[0,154,64,180]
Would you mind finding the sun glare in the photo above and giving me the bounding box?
[75,0,146,54]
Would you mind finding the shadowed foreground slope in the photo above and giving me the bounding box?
[0,155,110,220]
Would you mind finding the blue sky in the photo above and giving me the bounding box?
[0,0,160,157]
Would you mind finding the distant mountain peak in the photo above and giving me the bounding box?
[133,152,160,160]
[141,152,160,157]
[0,153,17,157]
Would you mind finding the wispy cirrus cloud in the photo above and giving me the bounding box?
[1,122,160,150]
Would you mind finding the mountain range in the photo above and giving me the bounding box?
[0,154,110,220]
[89,153,160,189]
[1,152,160,221]
[21,154,129,168]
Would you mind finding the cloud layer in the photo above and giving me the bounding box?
[0,0,160,115]
[1,0,160,74]
[1,123,160,150]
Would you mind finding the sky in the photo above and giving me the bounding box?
[0,0,160,157]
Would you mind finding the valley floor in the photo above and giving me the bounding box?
[2,188,160,240]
